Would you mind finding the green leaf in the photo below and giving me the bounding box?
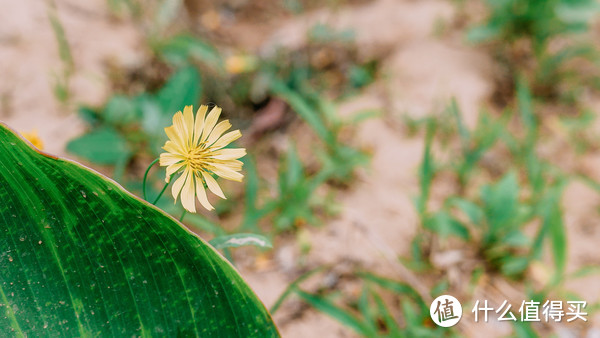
[400,298,421,331]
[450,198,484,225]
[274,144,318,230]
[240,156,270,231]
[370,291,402,336]
[0,124,278,336]
[570,265,600,279]
[501,256,530,277]
[270,267,324,314]
[294,289,374,336]
[549,207,567,276]
[348,65,374,89]
[449,98,470,144]
[417,119,436,215]
[516,79,536,139]
[209,233,273,249]
[556,1,600,24]
[466,25,500,43]
[429,279,449,297]
[102,95,140,126]
[155,35,223,69]
[481,172,520,231]
[512,320,539,338]
[48,5,73,68]
[536,183,567,275]
[66,127,131,165]
[357,287,378,334]
[269,79,335,145]
[503,230,530,247]
[77,106,100,126]
[359,272,427,313]
[283,144,303,189]
[156,66,202,118]
[425,211,470,240]
[138,95,164,136]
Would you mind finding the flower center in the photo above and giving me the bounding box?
[185,144,208,171]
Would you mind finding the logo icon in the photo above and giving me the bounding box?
[430,295,462,327]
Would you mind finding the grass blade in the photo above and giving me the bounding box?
[295,289,374,336]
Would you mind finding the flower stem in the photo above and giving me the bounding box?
[179,210,187,222]
[152,179,171,205]
[142,158,160,202]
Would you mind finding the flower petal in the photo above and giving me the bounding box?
[173,111,190,145]
[210,130,241,150]
[183,105,195,146]
[210,159,243,171]
[162,140,185,155]
[205,120,232,147]
[193,105,208,145]
[165,162,186,181]
[180,172,196,213]
[164,127,186,153]
[171,168,189,202]
[160,152,184,166]
[200,106,222,143]
[209,148,246,160]
[195,174,214,210]
[211,164,244,182]
[202,172,226,199]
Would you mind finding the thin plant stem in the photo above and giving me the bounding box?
[152,179,171,205]
[179,210,187,222]
[142,158,160,201]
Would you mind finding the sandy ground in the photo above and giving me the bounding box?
[2,0,600,336]
[0,0,142,157]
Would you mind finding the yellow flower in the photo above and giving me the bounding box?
[225,55,258,74]
[159,105,246,212]
[22,129,44,150]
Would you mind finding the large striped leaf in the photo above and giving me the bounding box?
[0,123,278,336]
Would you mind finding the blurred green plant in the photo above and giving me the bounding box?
[272,270,454,337]
[272,144,325,230]
[47,1,74,104]
[558,109,599,154]
[152,34,224,72]
[468,0,598,53]
[68,66,201,179]
[393,79,600,336]
[413,82,569,280]
[467,0,599,100]
[270,78,371,184]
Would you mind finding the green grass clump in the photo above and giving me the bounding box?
[468,0,599,101]
[413,83,571,280]
[272,270,455,337]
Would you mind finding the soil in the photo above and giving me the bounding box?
[2,0,599,336]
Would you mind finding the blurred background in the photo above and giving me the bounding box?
[2,0,600,336]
